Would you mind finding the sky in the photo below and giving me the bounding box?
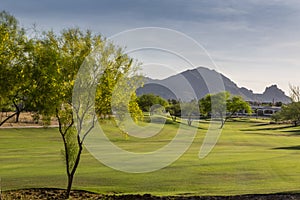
[1,0,300,94]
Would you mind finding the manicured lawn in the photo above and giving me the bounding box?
[1,118,300,196]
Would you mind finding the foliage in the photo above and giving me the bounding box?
[272,102,300,126]
[180,99,199,126]
[272,85,300,126]
[200,91,251,128]
[227,96,252,117]
[0,11,143,198]
[0,11,31,125]
[166,99,181,122]
[137,94,168,113]
[199,92,228,127]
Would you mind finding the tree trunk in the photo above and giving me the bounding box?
[219,112,225,129]
[12,98,22,123]
[187,115,192,126]
[66,174,74,199]
[15,111,20,123]
[65,146,83,199]
[294,121,298,127]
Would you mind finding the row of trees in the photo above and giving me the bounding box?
[138,92,252,128]
[0,11,143,198]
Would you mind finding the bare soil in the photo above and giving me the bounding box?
[2,188,300,200]
[0,112,58,128]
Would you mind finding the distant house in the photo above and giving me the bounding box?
[250,105,281,117]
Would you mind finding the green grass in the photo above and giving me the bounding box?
[1,118,300,196]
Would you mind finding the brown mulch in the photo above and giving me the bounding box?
[2,188,300,200]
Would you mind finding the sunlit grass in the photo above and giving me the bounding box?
[1,118,300,196]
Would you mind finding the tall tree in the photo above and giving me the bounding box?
[29,28,142,198]
[0,11,30,125]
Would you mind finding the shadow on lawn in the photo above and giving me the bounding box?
[273,145,300,150]
[281,129,300,135]
[242,125,293,132]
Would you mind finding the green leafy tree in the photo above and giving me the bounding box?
[0,12,143,197]
[166,99,181,122]
[226,96,252,122]
[181,99,199,126]
[272,85,300,126]
[28,28,143,198]
[200,92,251,128]
[137,94,168,113]
[0,11,30,125]
[272,102,300,126]
[26,29,92,198]
[95,48,142,119]
[200,92,228,128]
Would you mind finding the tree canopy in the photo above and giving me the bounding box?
[0,11,143,198]
[137,93,168,113]
[272,85,300,126]
[200,91,251,128]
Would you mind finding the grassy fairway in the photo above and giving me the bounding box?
[1,119,300,196]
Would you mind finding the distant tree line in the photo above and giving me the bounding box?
[137,91,252,128]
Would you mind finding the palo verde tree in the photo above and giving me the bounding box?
[29,28,142,198]
[27,29,90,198]
[0,11,31,125]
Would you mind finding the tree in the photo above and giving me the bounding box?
[272,102,300,126]
[28,28,143,198]
[181,99,199,126]
[166,99,181,122]
[0,11,30,125]
[95,48,142,119]
[226,96,252,123]
[200,92,228,128]
[200,92,251,128]
[137,94,168,113]
[272,85,300,126]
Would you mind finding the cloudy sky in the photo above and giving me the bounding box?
[2,0,300,94]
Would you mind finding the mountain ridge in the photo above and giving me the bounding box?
[136,67,290,103]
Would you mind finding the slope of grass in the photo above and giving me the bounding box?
[1,118,300,196]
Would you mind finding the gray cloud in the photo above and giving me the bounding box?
[2,0,300,93]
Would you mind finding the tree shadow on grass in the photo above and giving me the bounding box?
[242,125,293,132]
[273,145,300,150]
[250,123,272,127]
[281,129,300,135]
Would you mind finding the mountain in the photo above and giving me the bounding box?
[136,67,291,103]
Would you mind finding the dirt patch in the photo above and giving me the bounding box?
[0,112,58,128]
[2,188,300,200]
